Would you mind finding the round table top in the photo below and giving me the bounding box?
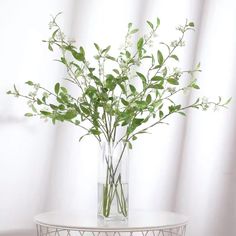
[34,211,188,231]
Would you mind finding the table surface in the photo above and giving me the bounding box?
[34,211,188,231]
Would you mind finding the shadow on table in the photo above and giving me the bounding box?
[0,229,36,236]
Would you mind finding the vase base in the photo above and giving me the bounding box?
[98,213,128,222]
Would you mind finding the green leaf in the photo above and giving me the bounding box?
[94,43,100,51]
[54,83,60,94]
[149,84,164,89]
[50,104,58,110]
[137,37,144,48]
[169,105,181,113]
[136,72,147,87]
[162,67,167,77]
[121,98,129,106]
[146,94,152,104]
[147,20,154,29]
[48,43,53,51]
[88,67,95,73]
[113,69,120,74]
[130,29,139,34]
[64,44,76,52]
[137,37,144,57]
[192,84,200,89]
[159,110,164,118]
[106,55,116,61]
[25,81,34,86]
[129,84,136,93]
[64,110,77,120]
[89,75,103,86]
[121,120,129,126]
[224,97,232,105]
[128,22,132,29]
[24,113,33,117]
[156,18,160,27]
[90,129,101,135]
[85,86,97,98]
[127,118,144,134]
[133,118,144,125]
[153,65,160,70]
[175,105,181,110]
[167,78,179,85]
[31,105,37,113]
[151,76,163,81]
[157,50,164,65]
[40,110,51,116]
[79,46,85,55]
[71,50,85,61]
[58,104,65,110]
[170,55,179,61]
[125,51,131,58]
[105,74,116,90]
[128,141,133,149]
[13,84,19,94]
[178,112,186,116]
[80,105,90,115]
[60,57,66,64]
[118,83,127,95]
[52,29,59,38]
[168,105,175,113]
[61,87,68,93]
[189,22,194,27]
[42,96,47,103]
[135,101,147,109]
[196,62,201,70]
[37,99,43,105]
[75,120,80,125]
[101,45,111,54]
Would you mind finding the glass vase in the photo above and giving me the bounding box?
[98,140,129,221]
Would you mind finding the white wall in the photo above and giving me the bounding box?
[0,0,74,232]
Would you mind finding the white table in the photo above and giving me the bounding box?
[34,211,188,236]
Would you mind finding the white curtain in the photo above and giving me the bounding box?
[0,0,235,235]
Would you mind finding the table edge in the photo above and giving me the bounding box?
[34,219,188,232]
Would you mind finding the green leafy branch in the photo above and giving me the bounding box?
[7,14,231,148]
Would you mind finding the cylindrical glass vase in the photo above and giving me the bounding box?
[98,140,129,221]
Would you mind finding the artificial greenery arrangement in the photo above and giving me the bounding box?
[7,13,230,220]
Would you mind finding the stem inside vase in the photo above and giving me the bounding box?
[98,141,129,220]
